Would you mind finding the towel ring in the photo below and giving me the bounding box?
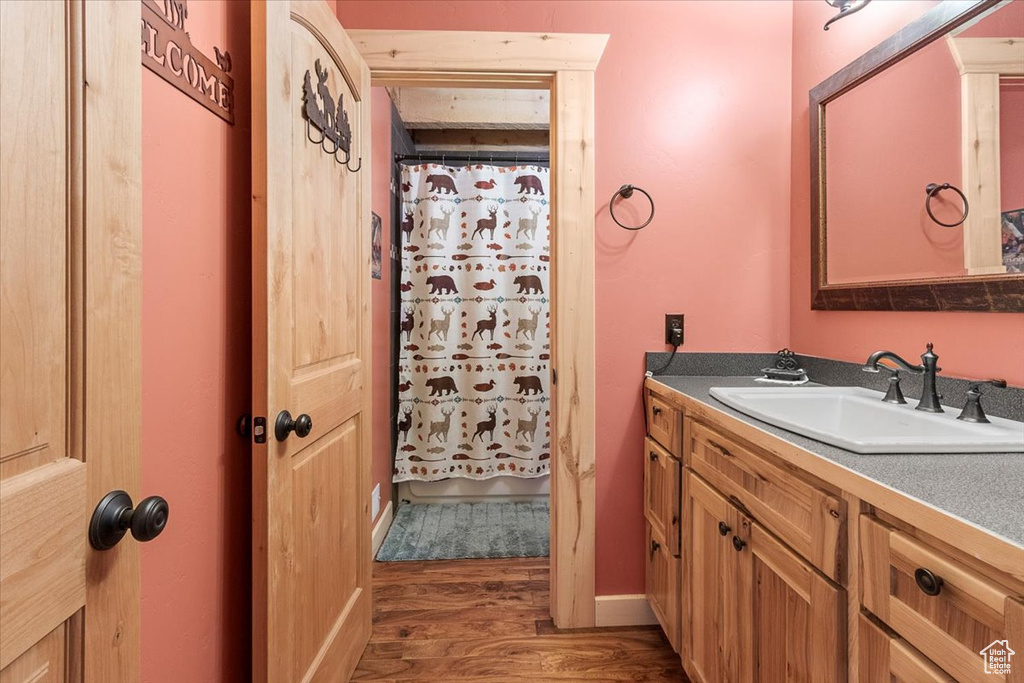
[609,184,655,231]
[925,182,969,228]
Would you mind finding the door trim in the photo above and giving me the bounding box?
[349,28,606,628]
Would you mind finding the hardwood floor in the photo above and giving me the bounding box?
[353,557,689,682]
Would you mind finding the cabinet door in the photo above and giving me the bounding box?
[748,521,845,683]
[646,525,680,651]
[644,438,681,555]
[685,472,747,683]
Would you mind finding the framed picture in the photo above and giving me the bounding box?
[371,211,382,279]
[1003,208,1024,273]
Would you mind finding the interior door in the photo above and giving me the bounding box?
[0,2,141,682]
[251,2,373,681]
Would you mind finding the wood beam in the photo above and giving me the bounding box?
[348,29,608,73]
[412,129,549,153]
[389,87,549,130]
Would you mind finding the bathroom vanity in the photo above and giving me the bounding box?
[642,369,1024,683]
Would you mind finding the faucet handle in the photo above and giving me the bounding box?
[881,367,907,405]
[957,379,1007,424]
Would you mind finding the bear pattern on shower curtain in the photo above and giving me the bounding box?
[395,163,550,482]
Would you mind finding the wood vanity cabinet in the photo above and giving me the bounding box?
[644,378,1024,683]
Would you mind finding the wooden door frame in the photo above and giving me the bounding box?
[348,29,607,628]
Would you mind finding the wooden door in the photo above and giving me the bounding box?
[747,521,845,683]
[0,2,141,682]
[251,2,372,681]
[685,472,747,683]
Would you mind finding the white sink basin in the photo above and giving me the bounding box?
[708,386,1024,454]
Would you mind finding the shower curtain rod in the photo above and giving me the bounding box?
[395,152,549,165]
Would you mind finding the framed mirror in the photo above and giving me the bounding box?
[810,0,1024,312]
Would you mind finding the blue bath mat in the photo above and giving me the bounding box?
[376,501,549,562]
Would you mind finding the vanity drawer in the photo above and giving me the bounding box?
[644,437,681,557]
[859,613,953,682]
[647,393,681,455]
[689,420,845,582]
[860,515,1024,683]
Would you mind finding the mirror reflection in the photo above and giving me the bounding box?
[824,0,1023,285]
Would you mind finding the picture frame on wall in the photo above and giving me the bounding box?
[371,211,382,279]
[1003,208,1024,273]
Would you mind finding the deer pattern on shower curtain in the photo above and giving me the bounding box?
[395,163,550,481]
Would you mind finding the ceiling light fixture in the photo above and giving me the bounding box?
[824,0,871,31]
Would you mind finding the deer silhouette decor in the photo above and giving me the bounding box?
[515,407,541,442]
[471,204,499,240]
[427,205,456,240]
[472,407,497,442]
[515,307,541,340]
[516,206,542,240]
[428,306,454,341]
[428,408,455,443]
[471,305,499,341]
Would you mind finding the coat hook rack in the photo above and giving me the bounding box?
[609,184,655,231]
[925,182,968,228]
[302,59,362,172]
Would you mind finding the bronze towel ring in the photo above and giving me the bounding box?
[609,184,655,231]
[925,182,969,228]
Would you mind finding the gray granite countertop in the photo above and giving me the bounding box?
[649,374,1024,549]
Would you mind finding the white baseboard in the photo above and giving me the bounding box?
[594,594,658,627]
[371,500,393,558]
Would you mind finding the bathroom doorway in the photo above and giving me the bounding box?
[353,28,605,629]
[382,124,552,561]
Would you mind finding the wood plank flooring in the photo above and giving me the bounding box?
[353,557,689,682]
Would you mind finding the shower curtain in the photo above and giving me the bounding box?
[395,163,550,482]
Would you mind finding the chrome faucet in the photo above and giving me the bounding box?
[863,343,943,413]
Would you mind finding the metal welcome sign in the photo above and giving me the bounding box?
[140,0,235,124]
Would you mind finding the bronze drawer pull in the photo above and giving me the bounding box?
[650,539,661,556]
[707,439,732,457]
[718,521,731,536]
[652,405,662,416]
[732,536,747,552]
[914,568,944,596]
[649,451,659,462]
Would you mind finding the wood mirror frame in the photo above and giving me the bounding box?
[809,0,1024,312]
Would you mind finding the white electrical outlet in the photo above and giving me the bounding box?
[371,483,381,520]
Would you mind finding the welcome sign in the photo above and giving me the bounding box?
[140,0,235,124]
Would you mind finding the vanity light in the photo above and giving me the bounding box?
[824,0,871,31]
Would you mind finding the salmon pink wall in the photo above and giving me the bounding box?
[337,0,794,595]
[141,2,251,681]
[790,1,1024,386]
[371,87,393,524]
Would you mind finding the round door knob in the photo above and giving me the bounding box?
[718,521,731,536]
[275,410,313,441]
[732,535,747,552]
[914,568,943,596]
[89,491,169,550]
